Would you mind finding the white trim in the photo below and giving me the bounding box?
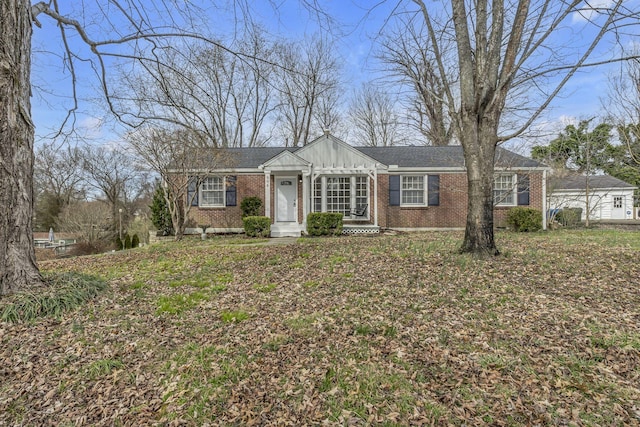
[313,174,371,220]
[493,173,517,207]
[264,172,271,218]
[400,174,428,207]
[199,176,225,208]
[275,176,298,223]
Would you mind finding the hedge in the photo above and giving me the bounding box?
[506,207,542,232]
[243,216,271,237]
[306,212,343,236]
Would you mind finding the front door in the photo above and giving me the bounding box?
[276,177,297,222]
[611,195,625,219]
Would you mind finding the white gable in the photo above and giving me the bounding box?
[261,150,310,171]
[296,134,381,169]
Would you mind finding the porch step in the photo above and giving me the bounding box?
[270,224,302,238]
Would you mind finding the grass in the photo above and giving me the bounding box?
[0,273,107,323]
[2,229,640,426]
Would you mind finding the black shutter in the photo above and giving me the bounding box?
[517,174,530,206]
[226,176,237,206]
[389,175,400,206]
[187,176,199,206]
[428,175,440,206]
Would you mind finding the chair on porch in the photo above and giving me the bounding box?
[350,204,368,217]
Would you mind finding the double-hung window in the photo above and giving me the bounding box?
[493,174,516,206]
[401,175,425,205]
[200,176,224,207]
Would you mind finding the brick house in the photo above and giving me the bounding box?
[182,133,548,236]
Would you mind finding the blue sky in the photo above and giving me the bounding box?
[30,0,638,149]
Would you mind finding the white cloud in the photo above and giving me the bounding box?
[571,0,616,24]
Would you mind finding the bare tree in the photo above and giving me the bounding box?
[606,56,640,169]
[126,127,231,239]
[56,200,112,245]
[0,0,264,295]
[399,0,639,255]
[34,142,86,231]
[275,35,342,146]
[80,145,140,234]
[349,83,404,146]
[115,25,278,148]
[378,16,455,146]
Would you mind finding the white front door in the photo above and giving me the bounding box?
[276,177,297,222]
[611,195,625,219]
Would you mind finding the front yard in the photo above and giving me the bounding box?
[1,230,639,425]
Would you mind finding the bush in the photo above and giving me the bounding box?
[131,234,140,248]
[243,216,271,237]
[506,207,542,232]
[555,208,583,227]
[124,233,132,249]
[150,185,173,236]
[114,236,123,251]
[68,240,111,256]
[241,197,263,218]
[307,212,343,236]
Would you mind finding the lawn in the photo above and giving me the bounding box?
[1,230,639,426]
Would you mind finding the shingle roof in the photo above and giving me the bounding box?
[356,146,544,168]
[551,175,637,190]
[180,144,545,170]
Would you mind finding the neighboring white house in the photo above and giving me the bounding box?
[549,175,637,221]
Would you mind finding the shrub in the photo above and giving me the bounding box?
[131,234,140,248]
[150,185,173,236]
[241,197,263,218]
[506,207,542,232]
[114,236,123,251]
[307,212,343,236]
[124,233,132,249]
[556,208,583,227]
[243,216,271,237]
[68,240,110,256]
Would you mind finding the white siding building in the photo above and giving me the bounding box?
[549,175,637,221]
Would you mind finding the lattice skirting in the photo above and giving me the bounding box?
[342,227,380,234]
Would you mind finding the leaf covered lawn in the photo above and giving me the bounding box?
[1,230,640,426]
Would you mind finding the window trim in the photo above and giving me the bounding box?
[199,176,225,208]
[400,175,428,207]
[493,173,517,207]
[313,175,370,219]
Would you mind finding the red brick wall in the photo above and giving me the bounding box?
[494,171,545,228]
[188,175,265,229]
[186,171,546,230]
[379,171,545,229]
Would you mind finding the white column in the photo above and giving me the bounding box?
[373,168,378,227]
[302,172,310,226]
[264,172,271,218]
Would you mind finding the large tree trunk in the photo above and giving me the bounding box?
[0,0,44,295]
[458,115,500,256]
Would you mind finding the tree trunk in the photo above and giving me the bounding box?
[0,0,44,295]
[459,116,500,256]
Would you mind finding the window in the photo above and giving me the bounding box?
[313,178,322,213]
[200,176,224,207]
[355,176,368,210]
[326,177,351,216]
[313,175,369,218]
[401,175,425,205]
[493,174,515,206]
[613,196,623,209]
